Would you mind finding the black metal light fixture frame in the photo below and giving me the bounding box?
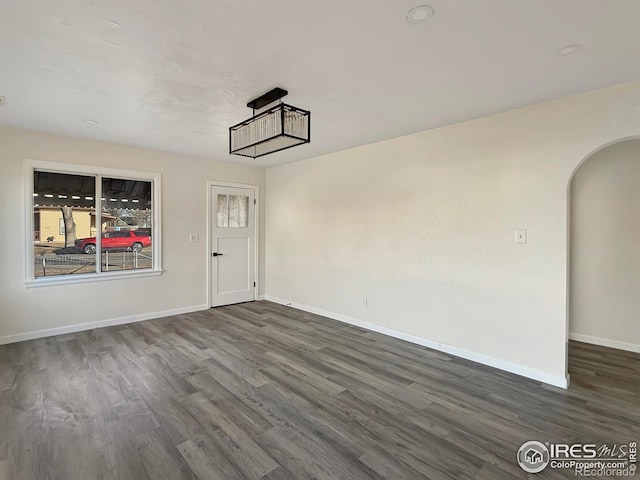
[229,88,311,159]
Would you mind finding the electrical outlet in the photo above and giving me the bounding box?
[362,297,368,307]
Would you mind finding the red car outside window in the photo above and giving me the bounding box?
[75,230,151,254]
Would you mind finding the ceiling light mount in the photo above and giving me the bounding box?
[230,87,311,159]
[406,5,434,24]
[247,87,288,110]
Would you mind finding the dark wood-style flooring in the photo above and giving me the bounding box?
[0,301,638,479]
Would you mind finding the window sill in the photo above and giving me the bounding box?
[24,269,163,288]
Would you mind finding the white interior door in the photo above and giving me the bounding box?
[211,185,255,307]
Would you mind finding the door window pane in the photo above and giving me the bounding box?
[239,196,249,228]
[229,195,239,228]
[217,194,228,227]
[217,193,249,229]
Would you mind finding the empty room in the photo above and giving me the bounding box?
[1,1,639,479]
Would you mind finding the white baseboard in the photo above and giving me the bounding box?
[264,295,568,389]
[569,333,640,354]
[257,295,266,301]
[0,304,209,346]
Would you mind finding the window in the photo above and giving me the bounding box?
[217,194,249,228]
[26,160,161,285]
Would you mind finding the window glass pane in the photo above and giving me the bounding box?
[239,196,249,228]
[217,194,228,227]
[229,195,239,228]
[33,171,96,278]
[101,177,153,272]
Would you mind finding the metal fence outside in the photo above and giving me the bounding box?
[35,250,153,277]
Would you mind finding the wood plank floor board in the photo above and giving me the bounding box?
[331,389,484,479]
[186,370,239,405]
[210,397,274,438]
[136,426,197,480]
[258,465,299,480]
[181,391,279,478]
[326,364,434,411]
[262,342,339,378]
[263,351,345,394]
[320,345,416,387]
[205,345,271,388]
[255,425,387,480]
[138,352,200,399]
[252,381,379,456]
[219,318,325,354]
[197,334,271,370]
[0,390,9,465]
[177,437,244,480]
[262,363,346,400]
[359,444,431,480]
[1,301,639,479]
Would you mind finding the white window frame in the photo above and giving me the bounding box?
[24,159,162,287]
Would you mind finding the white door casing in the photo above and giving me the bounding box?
[210,184,256,307]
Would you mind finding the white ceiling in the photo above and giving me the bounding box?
[1,0,639,167]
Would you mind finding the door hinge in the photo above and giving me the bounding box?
[253,281,256,287]
[253,199,256,205]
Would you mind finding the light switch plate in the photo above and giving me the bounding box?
[189,233,199,243]
[515,229,527,244]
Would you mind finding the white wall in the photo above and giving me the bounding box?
[266,81,640,387]
[570,139,640,352]
[0,126,265,342]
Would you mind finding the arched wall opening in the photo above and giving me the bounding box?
[566,137,640,380]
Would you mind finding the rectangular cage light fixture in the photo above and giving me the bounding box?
[229,88,311,159]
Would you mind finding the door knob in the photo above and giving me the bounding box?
[212,252,224,257]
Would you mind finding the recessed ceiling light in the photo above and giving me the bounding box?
[558,44,582,56]
[193,131,204,136]
[407,5,434,24]
[83,119,99,124]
